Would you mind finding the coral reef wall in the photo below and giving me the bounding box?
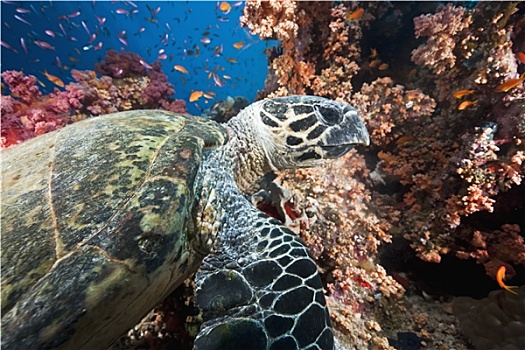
[242,1,524,348]
[1,50,186,148]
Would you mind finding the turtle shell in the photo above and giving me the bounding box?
[1,110,228,349]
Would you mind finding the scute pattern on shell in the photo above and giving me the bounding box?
[1,110,227,349]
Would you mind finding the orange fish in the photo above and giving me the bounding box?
[226,57,238,64]
[173,65,189,74]
[495,73,525,92]
[457,100,477,110]
[233,41,244,49]
[42,70,64,88]
[395,135,415,146]
[452,89,475,98]
[189,90,203,102]
[370,48,377,58]
[347,8,364,21]
[516,52,525,64]
[219,1,231,13]
[496,266,518,295]
[378,63,389,71]
[369,59,381,68]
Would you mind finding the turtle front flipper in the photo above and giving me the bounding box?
[193,213,334,350]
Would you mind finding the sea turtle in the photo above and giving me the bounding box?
[1,95,369,349]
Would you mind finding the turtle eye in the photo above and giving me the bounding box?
[315,104,342,125]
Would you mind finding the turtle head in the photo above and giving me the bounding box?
[247,95,370,170]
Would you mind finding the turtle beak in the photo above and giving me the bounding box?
[322,105,370,158]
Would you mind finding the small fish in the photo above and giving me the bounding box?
[118,36,128,46]
[369,59,381,68]
[495,73,525,92]
[1,40,18,54]
[152,6,161,17]
[33,40,55,50]
[370,48,377,58]
[55,56,63,69]
[16,7,30,14]
[95,15,106,25]
[42,70,64,88]
[68,11,81,18]
[378,63,389,70]
[233,41,244,49]
[81,21,90,36]
[58,23,67,36]
[94,41,103,50]
[212,72,224,87]
[139,59,152,69]
[173,65,189,74]
[158,53,167,60]
[395,135,415,146]
[347,8,364,21]
[213,44,222,57]
[219,1,231,14]
[200,37,211,44]
[89,33,96,44]
[44,29,55,38]
[20,38,28,55]
[517,52,525,64]
[68,56,80,62]
[116,8,129,15]
[452,89,475,98]
[145,17,158,24]
[496,266,518,295]
[189,90,203,102]
[223,74,231,80]
[457,100,477,110]
[14,14,31,26]
[226,57,237,64]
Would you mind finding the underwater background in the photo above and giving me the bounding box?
[2,1,525,349]
[1,0,273,116]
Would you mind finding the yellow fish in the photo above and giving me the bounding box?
[457,100,477,110]
[189,90,203,102]
[347,8,364,21]
[42,70,64,88]
[233,41,244,49]
[496,266,518,295]
[173,65,189,74]
[452,89,475,98]
[219,1,231,13]
[496,73,525,92]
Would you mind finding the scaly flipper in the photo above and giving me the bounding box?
[194,210,333,350]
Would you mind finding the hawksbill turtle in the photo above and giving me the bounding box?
[1,95,369,349]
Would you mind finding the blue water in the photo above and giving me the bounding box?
[1,1,275,115]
